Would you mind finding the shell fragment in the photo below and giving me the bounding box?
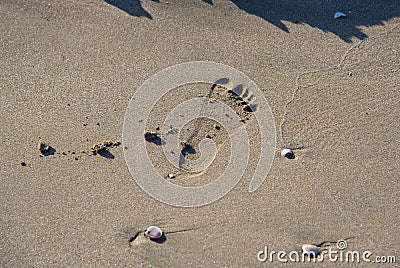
[302,244,320,258]
[334,12,347,19]
[144,226,163,240]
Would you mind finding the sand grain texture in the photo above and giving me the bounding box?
[1,0,399,267]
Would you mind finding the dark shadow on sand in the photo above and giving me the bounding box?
[151,233,167,244]
[144,132,165,145]
[104,0,158,18]
[181,143,196,156]
[98,150,115,159]
[229,0,400,42]
[106,0,399,42]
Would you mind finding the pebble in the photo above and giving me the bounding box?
[302,244,320,258]
[144,131,159,141]
[334,12,346,19]
[90,140,121,155]
[37,142,55,156]
[281,148,295,159]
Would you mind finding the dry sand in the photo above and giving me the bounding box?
[1,0,399,267]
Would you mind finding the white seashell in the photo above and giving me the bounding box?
[302,244,320,258]
[144,226,163,240]
[281,148,294,159]
[334,12,347,19]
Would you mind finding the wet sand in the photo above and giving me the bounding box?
[1,0,399,266]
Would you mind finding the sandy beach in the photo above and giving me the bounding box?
[1,0,399,266]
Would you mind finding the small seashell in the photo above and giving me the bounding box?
[302,244,320,258]
[144,226,163,240]
[334,12,347,19]
[281,148,295,159]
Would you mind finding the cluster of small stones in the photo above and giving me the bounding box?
[90,140,121,155]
